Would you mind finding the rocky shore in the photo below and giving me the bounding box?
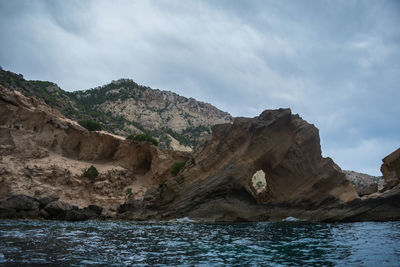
[1,85,399,222]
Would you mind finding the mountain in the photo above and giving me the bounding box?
[0,68,232,150]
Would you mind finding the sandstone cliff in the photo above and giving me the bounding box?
[118,109,400,222]
[0,85,189,219]
[381,147,400,190]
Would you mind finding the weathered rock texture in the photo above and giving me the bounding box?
[118,110,400,222]
[381,147,400,190]
[1,84,399,222]
[121,109,355,221]
[344,170,383,196]
[93,79,232,134]
[0,85,189,220]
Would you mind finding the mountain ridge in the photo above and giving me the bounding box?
[0,68,232,149]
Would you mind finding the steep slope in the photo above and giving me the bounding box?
[0,68,232,149]
[71,79,232,148]
[0,85,189,219]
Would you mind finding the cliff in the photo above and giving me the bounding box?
[381,147,400,190]
[0,85,399,222]
[118,109,400,222]
[0,85,189,220]
[121,109,359,221]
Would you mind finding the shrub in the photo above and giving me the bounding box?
[171,161,186,176]
[83,165,99,180]
[159,179,167,188]
[256,181,264,189]
[126,188,133,196]
[78,120,102,131]
[127,133,159,146]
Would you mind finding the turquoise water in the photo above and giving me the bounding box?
[0,220,399,266]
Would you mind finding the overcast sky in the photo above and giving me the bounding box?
[0,0,399,175]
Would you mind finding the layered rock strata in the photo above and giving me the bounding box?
[118,109,400,222]
[1,85,399,222]
[0,85,189,220]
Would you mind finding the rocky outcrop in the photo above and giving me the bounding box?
[381,147,400,190]
[344,170,383,194]
[95,79,233,134]
[0,195,40,219]
[118,109,358,221]
[0,85,190,220]
[0,194,104,221]
[118,110,400,222]
[358,183,378,197]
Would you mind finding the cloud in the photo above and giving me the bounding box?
[0,0,399,175]
[323,138,400,176]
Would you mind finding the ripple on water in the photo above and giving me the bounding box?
[0,220,399,266]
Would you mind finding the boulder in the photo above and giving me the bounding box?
[65,210,89,221]
[117,199,142,214]
[358,183,378,197]
[82,204,103,219]
[0,194,40,218]
[34,189,60,206]
[44,200,77,218]
[43,201,104,221]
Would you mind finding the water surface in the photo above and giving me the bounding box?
[1,220,399,266]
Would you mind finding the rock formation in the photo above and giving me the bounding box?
[381,147,400,190]
[343,170,383,196]
[0,84,399,222]
[0,85,189,220]
[118,110,400,222]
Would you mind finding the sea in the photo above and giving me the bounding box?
[0,219,399,266]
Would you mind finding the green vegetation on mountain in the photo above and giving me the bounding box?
[78,120,102,131]
[0,68,232,150]
[171,161,187,176]
[127,133,159,146]
[0,69,74,111]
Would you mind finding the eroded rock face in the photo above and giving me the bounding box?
[344,170,384,193]
[251,170,267,194]
[1,84,399,222]
[121,109,399,222]
[132,109,358,221]
[381,147,400,190]
[0,85,189,219]
[358,183,378,197]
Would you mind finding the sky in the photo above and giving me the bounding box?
[0,0,399,175]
